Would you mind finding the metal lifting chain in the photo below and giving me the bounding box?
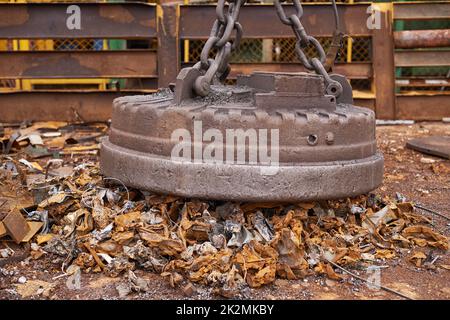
[192,0,247,96]
[190,0,344,97]
[273,0,344,97]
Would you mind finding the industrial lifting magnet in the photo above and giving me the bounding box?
[100,0,384,202]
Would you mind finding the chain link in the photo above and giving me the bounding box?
[189,0,343,98]
[273,0,343,97]
[192,0,246,96]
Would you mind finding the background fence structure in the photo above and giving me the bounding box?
[0,0,449,122]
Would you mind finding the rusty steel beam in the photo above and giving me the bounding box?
[396,94,450,120]
[0,90,154,122]
[395,50,450,67]
[157,4,180,88]
[0,91,375,122]
[394,2,450,20]
[182,62,372,79]
[180,4,371,39]
[354,98,375,111]
[372,3,396,120]
[0,50,157,79]
[394,29,450,48]
[0,3,156,39]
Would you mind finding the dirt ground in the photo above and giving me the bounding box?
[0,121,449,300]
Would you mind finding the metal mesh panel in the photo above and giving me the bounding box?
[398,67,450,78]
[351,79,371,91]
[272,38,346,63]
[53,39,98,50]
[27,39,102,51]
[187,39,264,63]
[231,39,263,62]
[186,36,372,91]
[350,37,371,62]
[187,37,371,63]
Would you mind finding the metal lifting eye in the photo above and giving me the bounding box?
[326,81,343,97]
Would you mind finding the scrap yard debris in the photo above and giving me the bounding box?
[0,122,449,298]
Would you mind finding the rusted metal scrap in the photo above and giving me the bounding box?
[2,211,30,244]
[100,0,383,201]
[406,136,450,159]
[0,211,44,244]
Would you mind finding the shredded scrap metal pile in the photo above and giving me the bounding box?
[1,158,448,297]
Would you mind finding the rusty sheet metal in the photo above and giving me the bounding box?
[0,50,157,79]
[394,2,450,20]
[2,211,30,244]
[0,3,156,39]
[0,222,6,238]
[0,90,154,122]
[396,94,450,120]
[179,4,370,39]
[394,29,450,49]
[406,136,450,159]
[395,50,450,67]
